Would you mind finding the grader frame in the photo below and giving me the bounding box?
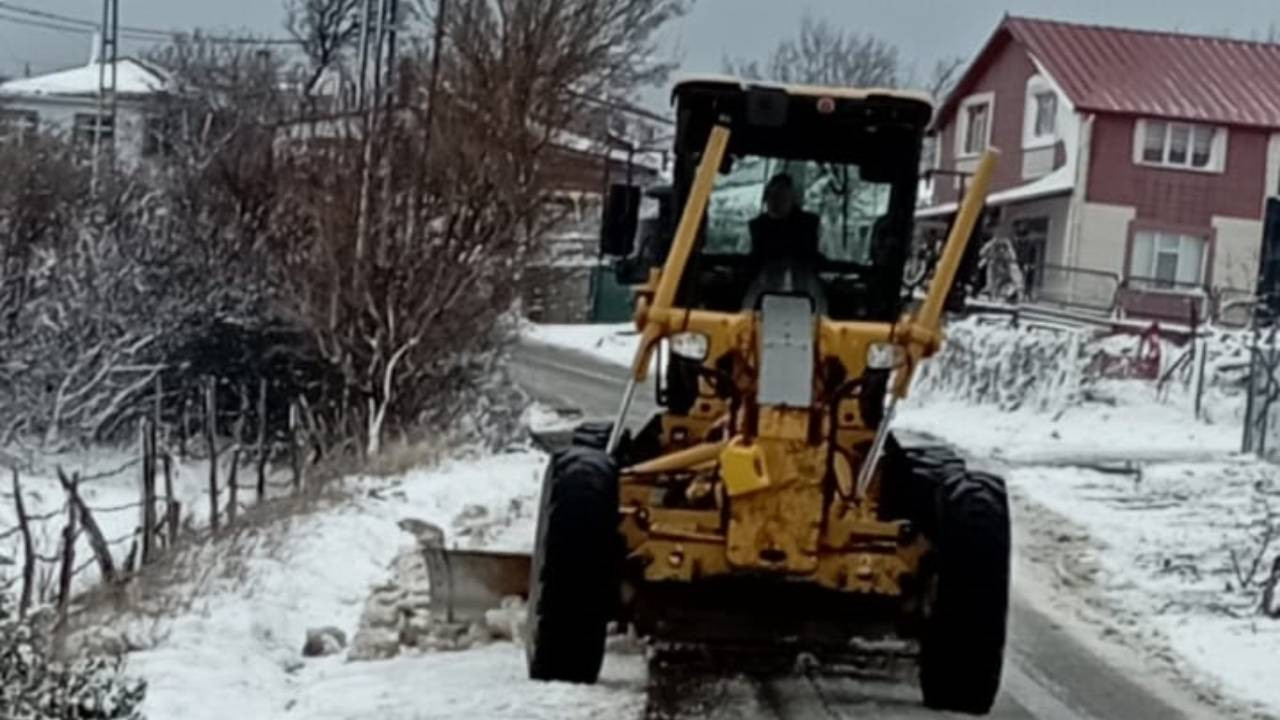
[521,79,1011,715]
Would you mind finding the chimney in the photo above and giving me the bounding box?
[89,32,102,65]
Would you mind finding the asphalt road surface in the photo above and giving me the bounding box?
[511,341,1217,720]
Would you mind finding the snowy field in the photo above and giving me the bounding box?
[525,317,1280,717]
[119,446,652,719]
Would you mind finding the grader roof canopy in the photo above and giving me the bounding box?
[672,76,933,174]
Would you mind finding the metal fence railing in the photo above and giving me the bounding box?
[1026,264,1120,315]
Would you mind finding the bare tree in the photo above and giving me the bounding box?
[287,0,365,96]
[725,13,900,88]
[269,0,689,455]
[925,56,965,102]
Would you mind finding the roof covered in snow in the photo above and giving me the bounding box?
[0,58,167,99]
[940,16,1280,129]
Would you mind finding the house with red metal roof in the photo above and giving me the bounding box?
[920,16,1280,321]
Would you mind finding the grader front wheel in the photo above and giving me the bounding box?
[919,470,1011,714]
[525,447,619,684]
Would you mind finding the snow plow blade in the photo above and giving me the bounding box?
[423,545,531,624]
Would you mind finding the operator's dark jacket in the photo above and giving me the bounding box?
[748,210,821,262]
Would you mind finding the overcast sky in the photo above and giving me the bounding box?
[3,0,1280,110]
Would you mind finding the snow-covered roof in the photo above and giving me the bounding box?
[0,58,167,98]
[551,128,666,173]
[916,163,1074,218]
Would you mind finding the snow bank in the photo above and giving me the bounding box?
[120,448,645,719]
[912,316,1089,412]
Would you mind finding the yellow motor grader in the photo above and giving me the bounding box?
[450,77,1009,715]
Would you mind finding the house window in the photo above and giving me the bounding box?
[1136,119,1224,171]
[142,115,174,157]
[1023,76,1059,147]
[73,113,114,149]
[955,92,994,158]
[0,109,38,145]
[1033,92,1056,137]
[1129,230,1207,290]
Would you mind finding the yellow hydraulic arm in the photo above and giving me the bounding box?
[630,123,732,382]
[890,149,999,397]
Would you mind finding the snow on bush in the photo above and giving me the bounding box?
[0,594,145,719]
[912,314,1267,421]
[913,316,1090,412]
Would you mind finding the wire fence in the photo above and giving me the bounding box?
[3,376,313,622]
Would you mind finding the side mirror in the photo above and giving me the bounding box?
[601,183,641,257]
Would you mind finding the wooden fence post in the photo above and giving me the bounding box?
[56,468,117,585]
[256,377,268,503]
[205,377,219,533]
[57,502,77,620]
[12,469,35,619]
[227,385,246,525]
[163,452,178,546]
[141,420,157,564]
[179,393,189,458]
[289,401,303,491]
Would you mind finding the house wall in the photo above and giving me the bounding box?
[1086,114,1269,225]
[1212,215,1263,290]
[1,95,150,165]
[1079,114,1272,318]
[932,34,1067,205]
[1073,202,1135,272]
[1267,132,1280,199]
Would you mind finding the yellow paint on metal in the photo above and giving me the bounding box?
[623,440,727,476]
[631,124,732,382]
[893,148,999,397]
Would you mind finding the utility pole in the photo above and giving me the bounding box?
[91,0,119,195]
[422,0,447,167]
[356,0,372,109]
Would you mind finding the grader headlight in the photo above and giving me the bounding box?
[866,342,906,370]
[669,331,709,361]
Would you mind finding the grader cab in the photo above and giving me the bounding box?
[522,77,1010,714]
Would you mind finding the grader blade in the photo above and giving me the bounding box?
[422,545,531,624]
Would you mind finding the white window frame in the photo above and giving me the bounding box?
[73,112,115,149]
[0,109,38,146]
[955,91,995,160]
[1022,75,1058,149]
[1128,229,1209,291]
[1132,119,1228,173]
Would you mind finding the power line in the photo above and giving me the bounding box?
[0,9,94,36]
[0,0,302,46]
[0,0,164,37]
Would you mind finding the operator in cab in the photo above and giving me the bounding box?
[748,173,820,262]
[743,172,828,312]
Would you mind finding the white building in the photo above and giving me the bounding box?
[0,56,167,165]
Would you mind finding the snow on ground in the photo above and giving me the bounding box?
[522,322,638,367]
[1007,460,1280,717]
[120,447,647,720]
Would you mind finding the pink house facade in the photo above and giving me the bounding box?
[920,17,1280,321]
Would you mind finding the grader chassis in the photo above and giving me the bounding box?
[463,77,1011,715]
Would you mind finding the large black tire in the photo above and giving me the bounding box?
[919,470,1011,715]
[880,437,965,540]
[525,446,620,683]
